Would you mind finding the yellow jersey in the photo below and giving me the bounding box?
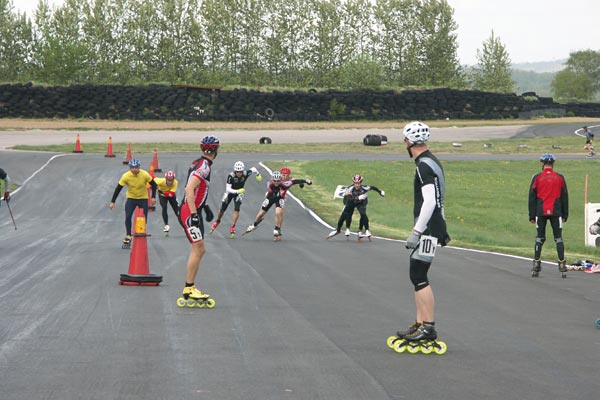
[154,177,178,197]
[118,170,153,199]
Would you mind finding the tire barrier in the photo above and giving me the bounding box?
[264,108,275,118]
[259,136,272,144]
[363,134,382,146]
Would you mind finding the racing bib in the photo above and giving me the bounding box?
[418,235,438,257]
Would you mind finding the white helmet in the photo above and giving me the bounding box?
[403,121,430,144]
[234,161,245,172]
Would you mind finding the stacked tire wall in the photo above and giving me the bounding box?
[0,83,598,121]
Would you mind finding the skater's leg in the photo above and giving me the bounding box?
[124,199,136,236]
[232,210,240,226]
[549,216,565,261]
[185,241,206,283]
[168,196,179,217]
[358,205,368,232]
[275,207,284,230]
[534,217,547,261]
[409,256,434,323]
[159,196,169,225]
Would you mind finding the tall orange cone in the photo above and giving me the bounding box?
[151,148,162,172]
[72,134,83,153]
[104,136,116,158]
[122,143,132,165]
[119,207,162,286]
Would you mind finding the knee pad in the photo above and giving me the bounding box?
[554,237,563,244]
[409,259,431,292]
[536,237,546,245]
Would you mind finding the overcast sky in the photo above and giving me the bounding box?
[13,0,600,66]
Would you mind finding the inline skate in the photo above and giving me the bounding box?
[531,259,541,277]
[229,224,236,239]
[242,224,256,236]
[176,285,216,309]
[326,229,340,240]
[209,220,220,235]
[558,260,567,278]
[387,323,447,355]
[163,225,170,237]
[273,228,282,242]
[344,228,351,240]
[122,234,132,249]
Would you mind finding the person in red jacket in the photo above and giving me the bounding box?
[528,153,569,278]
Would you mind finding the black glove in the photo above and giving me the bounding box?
[306,179,312,185]
[190,213,201,227]
[203,205,214,222]
[299,183,305,189]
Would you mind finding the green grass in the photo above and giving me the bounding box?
[267,159,600,264]
[11,137,600,263]
[9,135,590,155]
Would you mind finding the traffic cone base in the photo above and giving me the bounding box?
[119,207,162,286]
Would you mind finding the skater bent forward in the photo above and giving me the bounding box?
[0,167,10,203]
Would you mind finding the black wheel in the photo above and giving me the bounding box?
[264,108,275,118]
[259,136,272,144]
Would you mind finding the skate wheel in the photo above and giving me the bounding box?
[407,343,420,354]
[186,299,197,308]
[393,340,407,353]
[176,297,186,307]
[197,301,206,308]
[206,298,216,309]
[386,335,398,349]
[434,341,448,355]
[561,273,567,278]
[420,342,434,354]
[595,319,600,329]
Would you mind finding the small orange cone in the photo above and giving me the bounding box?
[151,148,162,172]
[119,207,162,286]
[72,134,83,153]
[104,136,116,158]
[122,143,132,165]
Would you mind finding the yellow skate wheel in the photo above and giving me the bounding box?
[386,335,398,349]
[186,299,197,308]
[407,343,420,354]
[434,341,448,355]
[176,297,186,307]
[206,298,216,308]
[197,300,206,308]
[393,340,407,353]
[420,342,434,355]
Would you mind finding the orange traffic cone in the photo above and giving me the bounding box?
[151,148,162,172]
[122,143,132,165]
[73,134,83,153]
[119,207,162,286]
[104,136,116,158]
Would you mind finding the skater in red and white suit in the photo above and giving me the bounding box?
[178,135,219,301]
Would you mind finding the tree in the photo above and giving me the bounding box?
[551,69,594,102]
[552,49,600,101]
[473,30,514,93]
[0,0,34,82]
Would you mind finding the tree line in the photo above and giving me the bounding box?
[0,0,597,102]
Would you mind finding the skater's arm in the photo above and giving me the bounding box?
[149,179,157,199]
[413,184,436,234]
[109,184,124,209]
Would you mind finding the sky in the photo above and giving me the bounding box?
[12,0,600,66]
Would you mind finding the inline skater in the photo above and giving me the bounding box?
[154,170,179,234]
[327,174,384,241]
[210,161,262,238]
[109,159,157,247]
[0,167,10,204]
[243,168,312,241]
[528,153,569,278]
[177,135,220,308]
[388,121,450,355]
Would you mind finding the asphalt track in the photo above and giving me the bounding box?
[1,125,600,400]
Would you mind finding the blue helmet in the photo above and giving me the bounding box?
[201,135,220,154]
[540,153,556,163]
[128,158,141,167]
